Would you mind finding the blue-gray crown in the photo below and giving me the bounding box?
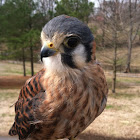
[43,15,94,45]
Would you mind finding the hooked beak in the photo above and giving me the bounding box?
[40,46,57,62]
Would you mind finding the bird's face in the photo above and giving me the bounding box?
[41,15,94,74]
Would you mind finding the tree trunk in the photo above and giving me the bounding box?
[125,0,133,73]
[102,25,105,48]
[112,51,117,93]
[28,4,34,76]
[112,31,117,94]
[30,45,34,76]
[22,48,26,76]
[112,0,118,94]
[102,0,105,48]
[125,39,132,73]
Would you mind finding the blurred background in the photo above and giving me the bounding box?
[0,0,140,140]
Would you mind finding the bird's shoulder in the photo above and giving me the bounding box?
[18,68,45,100]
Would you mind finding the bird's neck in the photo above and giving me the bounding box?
[42,62,95,92]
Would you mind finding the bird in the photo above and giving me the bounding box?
[9,15,108,140]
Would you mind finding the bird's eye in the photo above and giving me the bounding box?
[64,36,80,48]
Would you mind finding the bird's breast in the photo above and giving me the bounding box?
[38,64,108,139]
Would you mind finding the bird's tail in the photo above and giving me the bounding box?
[9,122,17,136]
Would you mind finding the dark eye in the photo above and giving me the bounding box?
[64,36,80,48]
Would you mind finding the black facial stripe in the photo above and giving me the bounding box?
[61,53,77,68]
[85,44,92,62]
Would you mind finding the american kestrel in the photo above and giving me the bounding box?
[9,15,108,140]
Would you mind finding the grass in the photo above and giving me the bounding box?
[0,89,19,136]
[116,77,140,84]
[0,61,43,76]
[105,104,123,111]
[96,46,140,67]
[1,113,7,117]
[106,75,140,89]
[110,92,135,99]
[0,90,18,100]
[106,104,114,109]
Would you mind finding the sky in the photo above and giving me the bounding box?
[89,0,100,7]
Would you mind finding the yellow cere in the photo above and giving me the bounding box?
[48,42,54,48]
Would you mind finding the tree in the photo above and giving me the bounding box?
[97,0,125,93]
[55,0,94,23]
[124,0,140,73]
[37,0,55,21]
[0,0,42,76]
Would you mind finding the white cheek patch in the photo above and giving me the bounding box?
[43,54,65,74]
[72,44,87,68]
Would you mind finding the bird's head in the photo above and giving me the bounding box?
[41,15,96,74]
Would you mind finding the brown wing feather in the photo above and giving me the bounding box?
[9,69,45,140]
